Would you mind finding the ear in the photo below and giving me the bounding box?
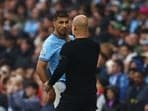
[53,21,56,28]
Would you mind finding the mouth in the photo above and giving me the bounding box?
[61,28,68,34]
[62,28,67,32]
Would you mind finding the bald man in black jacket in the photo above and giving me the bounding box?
[45,14,113,111]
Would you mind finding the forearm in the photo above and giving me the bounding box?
[35,61,49,83]
[36,68,49,83]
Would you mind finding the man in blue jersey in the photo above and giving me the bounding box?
[35,10,74,108]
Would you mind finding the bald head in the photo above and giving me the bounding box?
[72,15,88,30]
[72,15,89,38]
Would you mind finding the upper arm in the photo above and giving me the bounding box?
[39,40,56,61]
[35,60,50,83]
[35,60,48,76]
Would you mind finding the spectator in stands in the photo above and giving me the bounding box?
[126,69,148,111]
[8,80,40,111]
[96,75,109,111]
[102,85,121,111]
[109,59,129,103]
[0,0,147,110]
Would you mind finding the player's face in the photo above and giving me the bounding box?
[54,17,69,37]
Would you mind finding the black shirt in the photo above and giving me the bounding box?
[49,38,100,96]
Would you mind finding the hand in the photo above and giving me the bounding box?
[43,81,56,103]
[97,55,106,68]
[41,88,56,104]
[43,81,52,92]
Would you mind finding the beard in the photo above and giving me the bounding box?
[57,29,68,37]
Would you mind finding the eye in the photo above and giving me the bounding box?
[65,21,69,24]
[59,21,64,24]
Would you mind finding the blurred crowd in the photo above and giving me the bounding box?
[0,0,147,111]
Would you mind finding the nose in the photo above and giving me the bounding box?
[63,23,66,27]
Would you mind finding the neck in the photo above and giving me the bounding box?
[75,31,89,39]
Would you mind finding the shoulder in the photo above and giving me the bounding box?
[43,34,55,44]
[42,34,58,48]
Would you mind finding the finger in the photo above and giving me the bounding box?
[45,86,50,92]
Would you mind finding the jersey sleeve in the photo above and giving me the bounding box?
[39,40,56,62]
